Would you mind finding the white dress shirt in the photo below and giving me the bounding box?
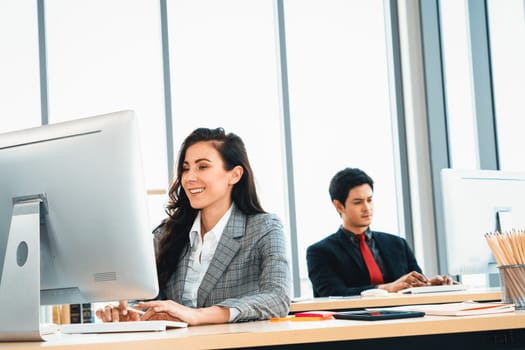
[181,205,239,321]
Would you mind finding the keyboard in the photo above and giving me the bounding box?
[40,323,60,335]
[399,284,467,294]
[60,320,187,334]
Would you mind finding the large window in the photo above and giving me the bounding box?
[44,0,168,225]
[436,0,525,286]
[284,0,400,296]
[2,1,439,298]
[439,0,478,169]
[488,0,525,172]
[440,0,525,172]
[166,1,287,225]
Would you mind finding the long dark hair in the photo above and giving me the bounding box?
[156,127,265,291]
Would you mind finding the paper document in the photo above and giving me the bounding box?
[407,301,515,316]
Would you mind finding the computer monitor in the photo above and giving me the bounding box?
[0,110,159,340]
[440,168,525,279]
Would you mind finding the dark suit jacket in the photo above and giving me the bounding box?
[307,228,422,297]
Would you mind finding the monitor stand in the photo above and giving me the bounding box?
[496,208,513,233]
[0,195,47,341]
[487,209,513,288]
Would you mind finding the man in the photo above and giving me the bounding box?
[307,167,453,297]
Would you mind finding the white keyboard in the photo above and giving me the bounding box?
[399,284,467,294]
[40,323,60,335]
[60,320,187,334]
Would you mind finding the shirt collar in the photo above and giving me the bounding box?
[188,205,234,247]
[341,226,372,243]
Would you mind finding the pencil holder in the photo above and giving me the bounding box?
[498,264,525,309]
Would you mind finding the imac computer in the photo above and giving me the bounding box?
[440,168,525,283]
[0,110,159,340]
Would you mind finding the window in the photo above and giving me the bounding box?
[166,0,288,242]
[439,0,478,169]
[284,0,400,296]
[488,0,525,171]
[0,1,40,132]
[44,0,167,226]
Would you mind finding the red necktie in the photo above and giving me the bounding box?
[357,234,384,284]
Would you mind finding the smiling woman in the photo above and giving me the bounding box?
[96,127,291,326]
[180,140,243,228]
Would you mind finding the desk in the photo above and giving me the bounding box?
[290,287,502,312]
[0,310,523,350]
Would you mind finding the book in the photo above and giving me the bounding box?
[407,301,515,316]
[69,304,82,323]
[52,305,62,324]
[60,304,71,325]
[82,303,94,323]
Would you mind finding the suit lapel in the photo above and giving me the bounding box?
[371,232,392,277]
[171,248,191,301]
[337,229,368,273]
[196,205,243,306]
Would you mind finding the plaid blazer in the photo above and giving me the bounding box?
[157,204,291,322]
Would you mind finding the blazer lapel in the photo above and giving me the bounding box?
[370,232,393,278]
[337,229,368,273]
[170,248,191,301]
[196,205,243,306]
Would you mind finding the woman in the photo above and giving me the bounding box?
[96,128,291,325]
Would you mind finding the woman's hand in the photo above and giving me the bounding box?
[135,300,229,326]
[95,300,141,322]
[135,300,198,325]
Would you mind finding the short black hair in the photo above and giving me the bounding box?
[329,168,374,204]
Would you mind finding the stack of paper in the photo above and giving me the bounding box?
[407,302,515,316]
